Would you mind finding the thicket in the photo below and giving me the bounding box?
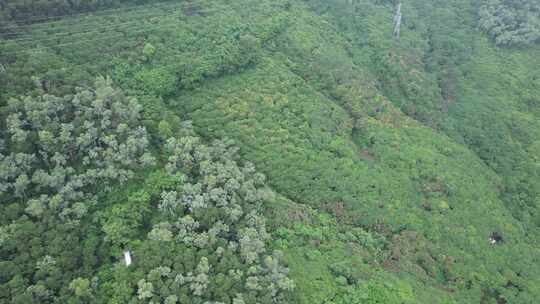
[0,78,293,303]
[0,78,153,302]
[478,0,540,46]
[2,0,540,303]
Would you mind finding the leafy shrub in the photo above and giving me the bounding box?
[134,67,178,97]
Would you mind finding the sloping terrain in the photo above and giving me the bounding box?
[1,0,540,303]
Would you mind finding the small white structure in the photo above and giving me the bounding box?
[489,237,497,245]
[124,251,132,266]
[393,2,402,39]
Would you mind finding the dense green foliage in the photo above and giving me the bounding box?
[0,80,293,303]
[0,79,154,302]
[479,0,540,46]
[2,0,540,303]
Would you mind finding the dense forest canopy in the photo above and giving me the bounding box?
[1,79,293,303]
[478,0,540,46]
[1,0,540,303]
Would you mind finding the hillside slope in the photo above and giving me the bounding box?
[1,0,540,303]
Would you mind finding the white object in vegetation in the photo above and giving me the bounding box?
[124,251,132,266]
[393,2,402,39]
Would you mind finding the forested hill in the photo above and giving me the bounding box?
[1,0,540,303]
